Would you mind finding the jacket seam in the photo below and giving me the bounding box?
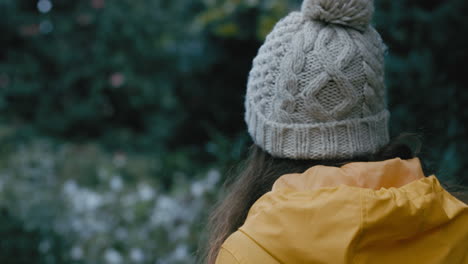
[220,246,242,264]
[238,229,283,264]
[384,189,445,203]
[352,188,365,264]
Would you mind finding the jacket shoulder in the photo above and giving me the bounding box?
[216,247,240,264]
[216,230,280,264]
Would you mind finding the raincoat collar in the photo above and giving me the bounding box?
[273,158,425,192]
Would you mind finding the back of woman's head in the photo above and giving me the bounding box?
[202,0,408,260]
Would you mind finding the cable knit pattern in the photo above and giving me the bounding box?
[271,30,308,124]
[245,0,389,159]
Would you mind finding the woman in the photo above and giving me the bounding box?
[204,0,468,263]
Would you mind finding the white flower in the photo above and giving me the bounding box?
[151,195,179,226]
[206,169,221,188]
[191,169,221,197]
[63,180,78,194]
[138,183,155,201]
[191,181,205,197]
[37,0,52,13]
[110,176,123,191]
[63,181,103,213]
[173,245,189,260]
[71,246,84,260]
[130,248,145,263]
[79,190,103,212]
[104,248,123,264]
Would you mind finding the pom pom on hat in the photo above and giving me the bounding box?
[301,0,374,31]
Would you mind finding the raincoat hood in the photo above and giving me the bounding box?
[216,158,468,264]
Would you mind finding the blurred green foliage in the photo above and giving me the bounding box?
[1,0,467,263]
[1,0,298,153]
[374,0,468,183]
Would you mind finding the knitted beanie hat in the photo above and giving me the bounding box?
[245,0,389,160]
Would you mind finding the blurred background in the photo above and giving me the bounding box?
[1,0,467,263]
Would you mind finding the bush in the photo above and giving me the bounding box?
[0,139,223,263]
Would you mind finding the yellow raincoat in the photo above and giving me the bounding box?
[216,158,468,263]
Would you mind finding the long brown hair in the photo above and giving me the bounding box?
[201,135,466,264]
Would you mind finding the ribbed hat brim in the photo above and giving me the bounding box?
[245,99,390,160]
